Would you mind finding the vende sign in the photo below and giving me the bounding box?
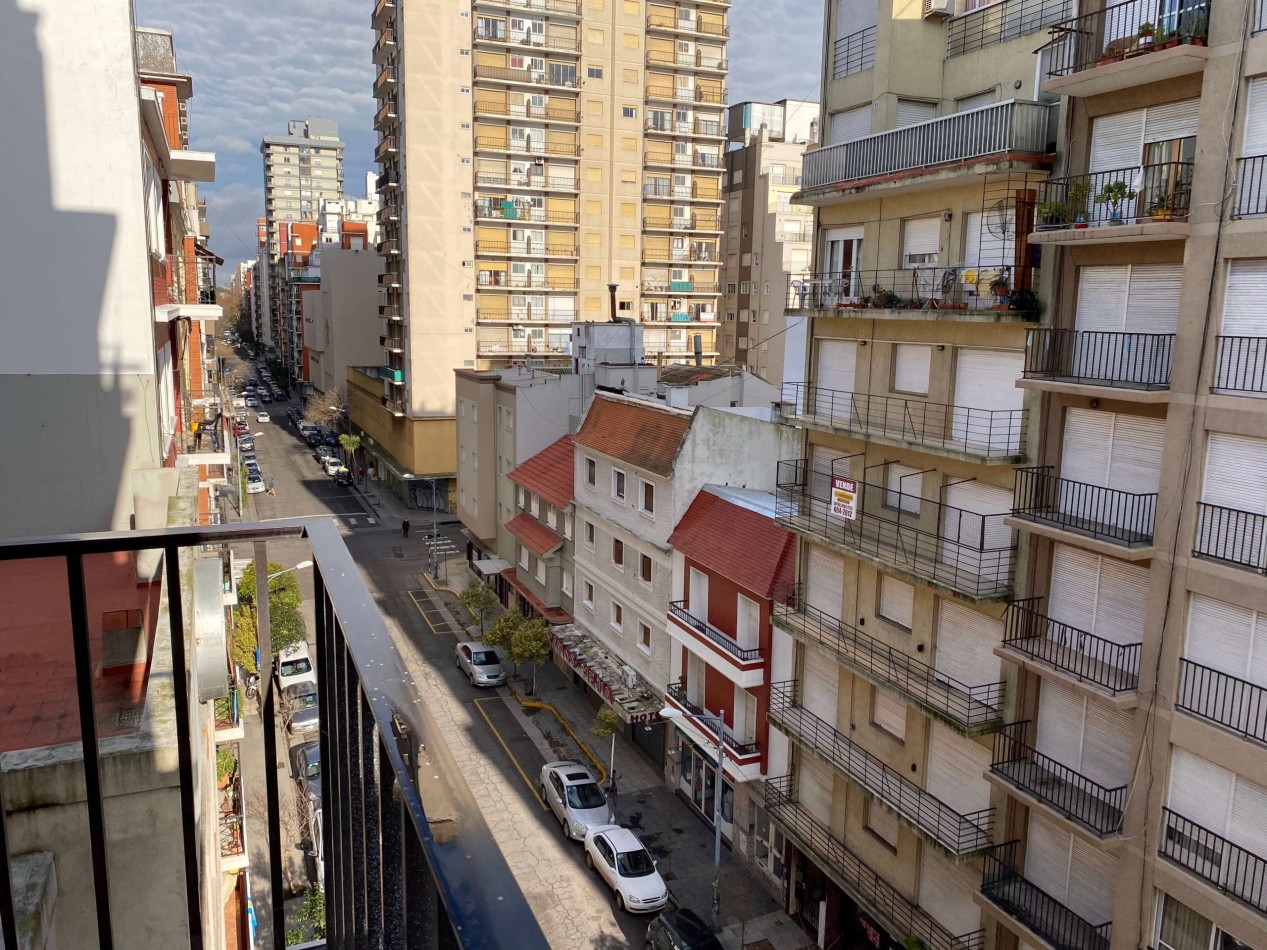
[830,476,858,520]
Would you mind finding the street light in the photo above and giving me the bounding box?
[266,560,312,582]
[660,704,724,934]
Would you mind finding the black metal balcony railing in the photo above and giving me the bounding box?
[1213,335,1267,393]
[990,721,1127,836]
[773,584,1004,730]
[785,266,1040,316]
[0,521,548,950]
[1004,598,1141,694]
[646,13,729,36]
[1042,0,1210,79]
[775,459,1016,599]
[1025,328,1175,390]
[769,682,995,853]
[1193,501,1267,572]
[1036,162,1193,228]
[802,101,1053,192]
[474,137,580,158]
[1012,466,1158,546]
[1235,156,1267,217]
[476,171,579,191]
[1176,658,1267,745]
[947,0,1073,57]
[832,25,876,77]
[765,778,985,950]
[779,383,1027,460]
[665,682,759,755]
[1161,807,1267,914]
[981,843,1113,950]
[668,602,761,662]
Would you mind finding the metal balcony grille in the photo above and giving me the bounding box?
[779,383,1027,460]
[772,584,1003,730]
[947,0,1072,57]
[1193,502,1267,572]
[1161,808,1267,914]
[981,843,1112,950]
[765,778,985,950]
[1003,598,1140,695]
[990,721,1126,836]
[785,265,1041,316]
[1176,659,1267,745]
[1041,0,1210,78]
[1012,466,1157,546]
[667,602,761,662]
[768,682,994,854]
[833,25,876,77]
[1213,335,1267,392]
[665,682,758,755]
[1024,329,1175,390]
[1036,162,1193,227]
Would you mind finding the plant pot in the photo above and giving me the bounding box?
[1073,221,1089,229]
[993,304,1010,312]
[1109,215,1124,225]
[1192,37,1207,46]
[1097,53,1125,65]
[1152,212,1174,222]
[1160,38,1181,49]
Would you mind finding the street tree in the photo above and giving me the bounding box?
[459,581,498,634]
[304,384,348,430]
[591,705,622,803]
[483,609,522,655]
[508,616,551,695]
[338,433,362,476]
[234,561,307,659]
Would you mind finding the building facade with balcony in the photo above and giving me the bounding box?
[720,99,818,381]
[504,434,577,624]
[662,485,795,891]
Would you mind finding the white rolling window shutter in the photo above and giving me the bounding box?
[1089,109,1144,173]
[942,481,1014,578]
[1048,543,1099,633]
[1025,811,1073,900]
[1202,433,1267,513]
[872,689,906,739]
[1245,78,1267,154]
[1065,838,1119,924]
[1090,553,1150,649]
[867,800,899,845]
[1222,260,1267,335]
[920,846,983,937]
[897,99,937,127]
[1168,747,1234,834]
[926,722,992,815]
[1124,265,1183,334]
[811,444,853,520]
[1143,98,1201,143]
[1108,414,1166,494]
[893,344,932,394]
[801,654,840,725]
[956,90,996,112]
[1036,677,1087,770]
[816,339,857,395]
[805,543,846,621]
[1062,409,1114,486]
[1080,699,1134,791]
[879,575,915,628]
[829,105,871,145]
[935,601,1003,687]
[1231,771,1267,863]
[962,210,1012,267]
[952,348,1025,454]
[797,752,836,827]
[1185,593,1267,683]
[903,217,940,263]
[1075,266,1131,332]
[886,464,923,514]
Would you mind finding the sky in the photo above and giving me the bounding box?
[133,1,823,275]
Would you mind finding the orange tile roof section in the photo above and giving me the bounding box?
[507,435,574,509]
[505,513,564,558]
[668,492,796,599]
[574,396,691,477]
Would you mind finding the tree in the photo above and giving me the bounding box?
[508,617,552,696]
[304,384,348,430]
[591,706,622,804]
[459,581,498,634]
[231,606,259,674]
[236,562,307,657]
[338,433,362,475]
[483,609,522,654]
[285,884,326,944]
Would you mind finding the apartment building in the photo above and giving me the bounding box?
[364,0,730,502]
[720,99,817,382]
[259,117,344,375]
[303,244,383,397]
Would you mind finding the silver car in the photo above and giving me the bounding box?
[539,761,610,840]
[283,682,319,736]
[454,641,506,687]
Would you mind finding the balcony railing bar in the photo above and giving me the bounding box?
[1003,597,1140,694]
[1193,501,1267,572]
[668,602,761,661]
[1176,658,1267,745]
[1036,162,1193,228]
[784,266,1040,315]
[1160,807,1267,914]
[981,842,1112,950]
[666,682,758,754]
[1213,335,1267,393]
[833,25,876,77]
[769,681,994,853]
[779,383,1026,460]
[1236,155,1267,216]
[773,584,1004,728]
[990,721,1126,836]
[1041,0,1210,78]
[473,64,581,87]
[765,777,985,950]
[1012,465,1157,546]
[1024,329,1175,390]
[947,0,1073,57]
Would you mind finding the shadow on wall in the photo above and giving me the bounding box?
[0,0,133,539]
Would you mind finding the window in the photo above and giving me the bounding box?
[612,469,626,501]
[585,457,597,487]
[753,808,786,884]
[639,622,652,652]
[583,581,594,607]
[623,106,637,118]
[585,521,595,544]
[878,576,915,629]
[471,452,478,471]
[740,280,751,294]
[725,282,737,295]
[535,559,546,584]
[640,554,652,584]
[564,512,573,539]
[588,66,604,79]
[611,601,624,630]
[892,344,932,395]
[902,216,940,266]
[867,800,899,849]
[517,487,525,508]
[562,570,573,596]
[519,545,529,569]
[884,464,923,515]
[639,480,655,516]
[612,538,625,567]
[872,689,906,740]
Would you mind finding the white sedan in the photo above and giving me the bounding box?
[245,397,258,408]
[257,411,271,423]
[246,474,266,494]
[582,825,668,914]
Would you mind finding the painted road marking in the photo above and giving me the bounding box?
[473,697,547,811]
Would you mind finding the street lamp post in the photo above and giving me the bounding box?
[660,705,725,934]
[424,477,440,580]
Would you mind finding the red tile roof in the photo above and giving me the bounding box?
[668,492,796,600]
[505,513,564,557]
[502,569,572,624]
[507,435,574,509]
[574,396,691,477]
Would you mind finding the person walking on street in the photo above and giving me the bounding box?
[402,518,410,538]
[266,478,276,496]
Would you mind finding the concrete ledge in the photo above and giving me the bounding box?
[993,644,1139,711]
[1004,515,1156,562]
[4,851,57,950]
[1039,43,1209,98]
[1016,377,1172,404]
[1152,855,1267,949]
[781,413,1025,466]
[1029,221,1190,245]
[984,769,1125,851]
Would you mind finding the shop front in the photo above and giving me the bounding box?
[673,731,735,843]
[788,845,905,950]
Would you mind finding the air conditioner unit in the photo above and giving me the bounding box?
[923,0,953,17]
[620,665,639,689]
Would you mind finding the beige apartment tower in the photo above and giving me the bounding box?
[363,0,729,503]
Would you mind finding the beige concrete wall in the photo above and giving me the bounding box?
[454,373,498,542]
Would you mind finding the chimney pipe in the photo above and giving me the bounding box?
[608,283,619,323]
[693,333,703,367]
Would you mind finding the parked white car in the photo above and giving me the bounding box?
[276,642,317,691]
[454,641,506,687]
[539,761,610,840]
[323,457,344,476]
[246,473,265,494]
[583,825,668,914]
[257,411,270,423]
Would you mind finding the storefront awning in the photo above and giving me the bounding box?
[549,624,663,724]
[472,557,510,575]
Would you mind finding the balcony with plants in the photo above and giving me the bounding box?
[1039,0,1210,97]
[1031,163,1193,243]
[217,744,248,872]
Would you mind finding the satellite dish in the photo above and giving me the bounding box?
[986,197,1015,240]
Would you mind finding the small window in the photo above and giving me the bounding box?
[612,468,626,501]
[517,487,525,508]
[535,559,546,584]
[583,581,594,607]
[585,457,597,487]
[739,280,751,295]
[867,800,899,849]
[872,689,906,741]
[519,545,529,570]
[725,282,737,295]
[459,86,471,94]
[892,344,932,396]
[878,576,915,630]
[639,480,655,516]
[623,106,637,118]
[640,554,652,584]
[612,538,625,567]
[612,601,624,630]
[585,521,595,545]
[639,622,652,652]
[562,570,573,596]
[588,66,604,78]
[564,512,573,539]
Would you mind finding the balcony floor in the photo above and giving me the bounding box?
[991,759,1124,837]
[781,408,1023,466]
[997,637,1138,704]
[1008,510,1153,551]
[1039,43,1210,98]
[982,877,1111,950]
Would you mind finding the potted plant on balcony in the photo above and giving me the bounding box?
[1156,27,1181,49]
[1068,179,1091,228]
[1097,36,1134,65]
[989,274,1011,310]
[1094,180,1137,224]
[1137,22,1156,47]
[217,746,237,790]
[1149,191,1176,222]
[1038,200,1070,229]
[1180,8,1208,44]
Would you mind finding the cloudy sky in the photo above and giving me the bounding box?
[134,1,823,273]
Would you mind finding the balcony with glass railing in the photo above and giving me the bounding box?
[768,682,994,854]
[981,843,1112,950]
[772,584,1004,734]
[1023,328,1175,392]
[1003,597,1140,697]
[1011,465,1157,549]
[798,101,1053,202]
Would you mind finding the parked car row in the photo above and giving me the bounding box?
[279,642,325,888]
